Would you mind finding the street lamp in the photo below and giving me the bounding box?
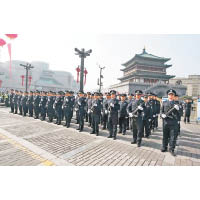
[97,64,105,93]
[20,63,34,92]
[75,48,92,92]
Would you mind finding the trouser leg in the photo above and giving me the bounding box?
[132,118,137,142]
[162,123,170,150]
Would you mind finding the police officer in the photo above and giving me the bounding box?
[27,91,34,117]
[5,91,9,107]
[40,91,48,121]
[184,98,192,124]
[142,94,153,138]
[90,92,102,136]
[63,91,74,128]
[127,90,145,147]
[118,94,128,135]
[22,91,28,116]
[102,92,111,130]
[54,91,64,125]
[13,90,19,114]
[161,89,180,156]
[76,91,87,132]
[46,91,55,123]
[9,89,15,113]
[86,92,92,126]
[148,92,156,132]
[154,94,160,129]
[33,90,41,119]
[127,93,134,130]
[18,91,23,115]
[107,90,120,140]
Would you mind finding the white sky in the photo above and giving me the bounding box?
[1,0,200,91]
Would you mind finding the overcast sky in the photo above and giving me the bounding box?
[0,34,200,91]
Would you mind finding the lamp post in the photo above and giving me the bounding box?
[75,48,92,92]
[20,63,34,92]
[97,64,105,93]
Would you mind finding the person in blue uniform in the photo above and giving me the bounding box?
[13,90,19,114]
[27,91,34,117]
[54,91,64,125]
[160,89,180,156]
[18,91,23,115]
[46,91,55,123]
[22,91,28,116]
[102,92,111,130]
[9,89,15,113]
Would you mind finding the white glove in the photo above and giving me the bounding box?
[75,108,78,111]
[105,110,108,114]
[88,109,91,114]
[101,112,103,115]
[178,121,180,124]
[129,113,133,117]
[153,115,156,117]
[66,99,69,102]
[138,106,143,111]
[174,105,179,111]
[78,102,81,106]
[93,103,97,107]
[161,114,166,119]
[110,103,114,107]
[149,119,151,122]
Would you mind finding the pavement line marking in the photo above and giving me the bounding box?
[0,128,74,166]
[0,133,54,166]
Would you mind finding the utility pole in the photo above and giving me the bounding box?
[97,64,105,93]
[75,48,92,92]
[20,63,34,92]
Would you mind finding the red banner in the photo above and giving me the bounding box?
[0,80,2,88]
[84,68,88,85]
[21,75,24,86]
[28,76,32,86]
[76,66,80,83]
[7,43,12,78]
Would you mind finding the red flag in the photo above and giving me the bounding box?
[76,66,80,83]
[21,75,24,86]
[84,68,88,85]
[0,80,2,88]
[7,43,12,78]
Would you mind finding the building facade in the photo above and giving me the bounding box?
[169,75,200,97]
[109,48,186,97]
[0,60,79,92]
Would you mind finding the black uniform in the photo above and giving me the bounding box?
[14,94,19,114]
[54,95,64,125]
[102,98,109,130]
[34,95,41,119]
[161,100,180,153]
[63,96,74,127]
[184,101,192,123]
[142,101,152,138]
[154,99,160,128]
[40,95,48,120]
[90,98,102,135]
[118,100,128,135]
[22,95,28,116]
[87,98,93,127]
[47,96,55,122]
[9,93,14,113]
[107,98,120,139]
[18,94,23,115]
[76,96,87,131]
[27,95,34,117]
[127,98,145,145]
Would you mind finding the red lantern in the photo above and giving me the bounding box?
[76,66,81,83]
[84,68,88,85]
[21,75,25,86]
[5,34,18,39]
[0,38,6,47]
[0,80,2,88]
[28,76,32,86]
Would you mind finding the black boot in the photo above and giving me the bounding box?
[107,135,112,138]
[131,140,137,144]
[161,147,168,152]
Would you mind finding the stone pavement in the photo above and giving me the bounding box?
[0,107,200,166]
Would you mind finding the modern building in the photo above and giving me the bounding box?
[108,48,186,97]
[0,60,79,92]
[169,75,200,97]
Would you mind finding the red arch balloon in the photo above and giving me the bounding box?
[5,34,18,39]
[0,38,6,47]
